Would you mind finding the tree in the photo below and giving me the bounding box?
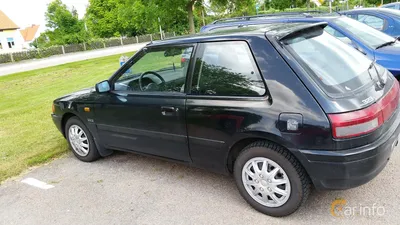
[120,0,190,35]
[34,0,88,46]
[210,0,257,17]
[33,1,89,47]
[86,0,124,38]
[186,0,198,34]
[270,0,292,10]
[86,0,189,37]
[86,0,258,37]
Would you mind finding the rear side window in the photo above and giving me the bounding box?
[282,27,372,97]
[190,41,266,96]
[356,14,385,30]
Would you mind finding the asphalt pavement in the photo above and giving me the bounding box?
[0,43,148,77]
[0,144,399,225]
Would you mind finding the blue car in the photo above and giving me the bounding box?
[381,2,400,10]
[201,13,400,78]
[342,8,400,37]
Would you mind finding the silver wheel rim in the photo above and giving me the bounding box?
[242,157,291,207]
[68,125,89,157]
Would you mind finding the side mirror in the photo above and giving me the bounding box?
[95,80,111,93]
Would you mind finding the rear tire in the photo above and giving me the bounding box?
[233,141,310,217]
[65,116,100,162]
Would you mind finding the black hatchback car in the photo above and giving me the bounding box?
[52,22,400,217]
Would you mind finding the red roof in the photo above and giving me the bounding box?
[20,25,40,42]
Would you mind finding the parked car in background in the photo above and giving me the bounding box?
[342,8,400,37]
[381,2,400,10]
[180,47,192,67]
[201,13,400,78]
[52,23,400,217]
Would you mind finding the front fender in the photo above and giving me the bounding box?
[56,101,113,157]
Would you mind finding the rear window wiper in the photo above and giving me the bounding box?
[367,60,385,88]
[375,40,397,50]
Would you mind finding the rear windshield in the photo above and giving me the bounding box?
[282,27,372,97]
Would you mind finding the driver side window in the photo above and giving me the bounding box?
[114,46,193,93]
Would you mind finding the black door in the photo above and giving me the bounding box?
[94,45,195,161]
[185,41,268,171]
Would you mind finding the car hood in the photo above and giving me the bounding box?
[55,87,97,102]
[375,42,400,76]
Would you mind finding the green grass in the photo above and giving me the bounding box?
[136,51,182,72]
[0,52,136,182]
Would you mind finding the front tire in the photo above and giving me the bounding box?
[233,141,310,217]
[65,116,100,162]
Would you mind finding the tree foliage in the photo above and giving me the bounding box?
[210,0,257,16]
[270,0,292,11]
[86,0,124,38]
[85,0,257,37]
[35,0,89,47]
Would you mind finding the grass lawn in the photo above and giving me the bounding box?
[0,52,137,183]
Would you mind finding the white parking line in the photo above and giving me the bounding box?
[21,178,54,190]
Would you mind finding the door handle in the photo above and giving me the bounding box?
[161,106,178,116]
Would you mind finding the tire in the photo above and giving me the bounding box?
[65,116,101,162]
[233,141,310,217]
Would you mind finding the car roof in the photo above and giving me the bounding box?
[199,14,339,32]
[344,7,399,13]
[343,7,400,18]
[209,11,339,24]
[382,2,400,6]
[148,22,327,46]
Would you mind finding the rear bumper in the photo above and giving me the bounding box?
[294,115,400,190]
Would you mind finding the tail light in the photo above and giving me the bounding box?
[181,58,186,63]
[328,81,399,139]
[52,104,56,113]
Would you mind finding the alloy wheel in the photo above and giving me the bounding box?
[242,157,291,207]
[68,125,90,157]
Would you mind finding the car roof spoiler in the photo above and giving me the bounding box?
[277,22,328,41]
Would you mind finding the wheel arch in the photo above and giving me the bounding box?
[60,111,113,157]
[61,112,79,137]
[225,132,305,174]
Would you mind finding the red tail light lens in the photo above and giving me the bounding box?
[328,81,399,139]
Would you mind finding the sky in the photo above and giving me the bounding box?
[1,0,88,33]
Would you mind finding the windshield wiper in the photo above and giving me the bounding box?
[375,40,397,50]
[367,60,385,88]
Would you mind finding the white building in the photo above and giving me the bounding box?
[0,10,24,52]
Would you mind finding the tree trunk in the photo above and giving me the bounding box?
[187,1,195,34]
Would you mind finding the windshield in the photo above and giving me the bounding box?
[283,27,372,96]
[333,17,395,48]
